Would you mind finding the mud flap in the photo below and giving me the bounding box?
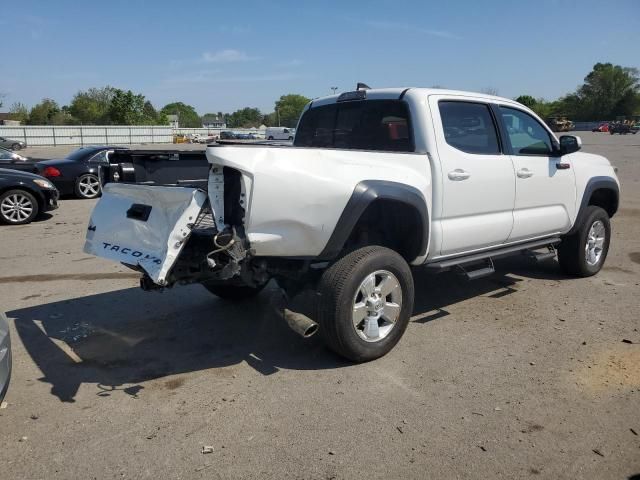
[84,183,208,285]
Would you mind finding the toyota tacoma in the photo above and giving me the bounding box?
[84,87,620,362]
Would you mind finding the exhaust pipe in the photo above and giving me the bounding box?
[283,309,318,338]
[270,289,319,338]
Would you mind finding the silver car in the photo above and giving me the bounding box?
[0,312,11,403]
[0,136,26,150]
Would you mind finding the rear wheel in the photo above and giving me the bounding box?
[317,246,414,362]
[558,206,610,277]
[0,189,39,225]
[75,174,101,199]
[268,136,274,140]
[202,282,266,301]
[11,143,22,150]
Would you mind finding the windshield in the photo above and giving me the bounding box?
[294,100,414,152]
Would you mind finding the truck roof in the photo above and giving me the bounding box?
[311,87,521,108]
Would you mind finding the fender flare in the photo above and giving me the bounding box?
[567,176,619,235]
[318,180,429,261]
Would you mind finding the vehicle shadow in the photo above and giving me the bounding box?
[8,255,568,403]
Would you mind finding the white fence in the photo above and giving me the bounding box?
[0,126,173,146]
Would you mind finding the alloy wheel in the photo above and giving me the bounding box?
[352,270,403,342]
[78,175,101,198]
[585,220,606,266]
[1,193,34,223]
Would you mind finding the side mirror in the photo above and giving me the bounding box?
[559,135,581,155]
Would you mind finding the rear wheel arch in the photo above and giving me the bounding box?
[318,181,429,262]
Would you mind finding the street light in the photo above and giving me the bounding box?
[330,87,338,95]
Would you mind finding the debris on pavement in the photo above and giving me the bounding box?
[0,401,7,409]
[19,436,28,442]
[202,446,214,454]
[622,339,634,344]
[592,449,604,457]
[631,428,638,436]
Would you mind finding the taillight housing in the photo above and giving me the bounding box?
[42,166,61,178]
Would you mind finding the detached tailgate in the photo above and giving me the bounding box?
[84,183,207,285]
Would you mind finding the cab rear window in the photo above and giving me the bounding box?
[294,100,414,152]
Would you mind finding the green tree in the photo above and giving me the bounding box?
[108,89,146,125]
[227,107,263,128]
[274,94,310,127]
[262,112,278,127]
[9,102,29,123]
[559,63,640,120]
[160,102,201,128]
[28,98,60,125]
[141,100,167,125]
[515,95,537,109]
[69,86,115,124]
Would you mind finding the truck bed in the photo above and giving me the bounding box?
[104,149,209,188]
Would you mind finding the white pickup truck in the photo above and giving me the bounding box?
[85,87,620,362]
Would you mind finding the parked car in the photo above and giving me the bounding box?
[36,146,127,199]
[0,136,26,150]
[84,87,619,362]
[0,312,10,403]
[0,168,59,224]
[609,122,636,135]
[0,147,39,173]
[591,123,609,133]
[219,131,258,140]
[265,127,295,140]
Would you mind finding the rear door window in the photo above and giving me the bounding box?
[438,101,500,155]
[294,100,414,152]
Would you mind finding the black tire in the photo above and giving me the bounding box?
[288,136,293,141]
[0,189,39,225]
[558,206,610,277]
[317,246,414,362]
[268,136,274,140]
[75,173,101,199]
[202,282,266,301]
[11,143,22,151]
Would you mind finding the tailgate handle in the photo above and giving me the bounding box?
[126,203,152,221]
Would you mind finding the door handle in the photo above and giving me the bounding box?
[517,168,533,179]
[448,169,470,181]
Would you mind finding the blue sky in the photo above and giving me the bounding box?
[1,0,638,115]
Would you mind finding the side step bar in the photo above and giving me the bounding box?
[456,258,495,280]
[425,237,562,275]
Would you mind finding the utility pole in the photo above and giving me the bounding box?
[276,108,280,127]
[330,87,338,95]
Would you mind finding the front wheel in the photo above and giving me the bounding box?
[75,173,101,199]
[11,143,22,151]
[0,189,39,225]
[558,206,610,277]
[317,246,414,362]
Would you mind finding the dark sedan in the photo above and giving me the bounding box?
[0,168,59,224]
[36,146,127,199]
[0,147,39,173]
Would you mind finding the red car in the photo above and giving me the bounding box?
[592,123,609,132]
